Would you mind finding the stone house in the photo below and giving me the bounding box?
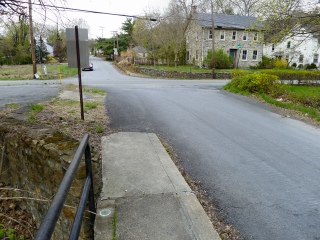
[264,28,320,68]
[186,7,263,68]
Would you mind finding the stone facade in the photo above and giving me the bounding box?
[0,117,100,240]
[186,11,263,69]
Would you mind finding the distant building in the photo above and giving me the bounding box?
[264,28,320,67]
[45,43,53,57]
[185,6,263,68]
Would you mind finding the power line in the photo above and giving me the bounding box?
[8,0,153,19]
[6,1,259,30]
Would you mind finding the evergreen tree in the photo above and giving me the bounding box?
[53,32,67,63]
[121,18,135,48]
[35,36,49,63]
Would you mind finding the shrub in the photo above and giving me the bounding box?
[256,56,275,69]
[226,72,282,94]
[274,59,288,69]
[306,63,317,69]
[298,64,303,69]
[261,69,320,84]
[203,49,233,69]
[310,63,317,69]
[291,62,297,68]
[231,69,248,78]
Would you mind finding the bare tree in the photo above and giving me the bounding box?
[65,18,90,29]
[229,0,261,16]
[259,0,306,43]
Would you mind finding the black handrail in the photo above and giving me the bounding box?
[35,134,96,240]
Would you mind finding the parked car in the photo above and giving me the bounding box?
[82,62,93,71]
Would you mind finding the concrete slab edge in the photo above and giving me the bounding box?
[147,133,221,240]
[179,192,221,240]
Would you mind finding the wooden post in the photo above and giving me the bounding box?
[28,0,37,78]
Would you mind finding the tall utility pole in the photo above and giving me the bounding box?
[99,26,105,38]
[28,0,37,78]
[211,1,215,79]
[111,31,119,49]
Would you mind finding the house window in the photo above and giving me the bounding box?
[186,51,190,61]
[253,32,258,41]
[232,31,237,41]
[287,41,291,49]
[220,30,225,40]
[252,50,258,61]
[186,35,189,43]
[196,50,199,60]
[313,54,319,63]
[299,54,304,63]
[272,44,275,51]
[242,50,247,60]
[195,31,198,41]
[243,32,247,41]
[208,30,212,39]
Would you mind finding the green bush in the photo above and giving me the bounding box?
[261,69,320,84]
[231,69,248,78]
[203,49,233,69]
[291,62,297,68]
[226,72,282,94]
[256,56,275,69]
[306,63,317,69]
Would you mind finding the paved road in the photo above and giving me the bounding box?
[89,58,320,240]
[2,57,320,239]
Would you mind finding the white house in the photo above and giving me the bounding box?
[264,29,320,67]
[45,43,53,57]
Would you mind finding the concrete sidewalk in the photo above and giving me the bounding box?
[95,132,221,240]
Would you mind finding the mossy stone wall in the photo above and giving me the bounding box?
[0,117,99,240]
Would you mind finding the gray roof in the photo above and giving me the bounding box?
[195,13,261,30]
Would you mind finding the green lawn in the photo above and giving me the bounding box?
[0,63,78,80]
[224,75,320,122]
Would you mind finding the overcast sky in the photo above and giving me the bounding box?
[62,0,171,39]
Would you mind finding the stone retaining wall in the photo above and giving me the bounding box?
[0,117,100,240]
[137,67,231,79]
[115,63,231,79]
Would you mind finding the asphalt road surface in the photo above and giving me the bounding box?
[89,58,320,240]
[2,57,320,239]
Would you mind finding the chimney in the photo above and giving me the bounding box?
[192,5,197,14]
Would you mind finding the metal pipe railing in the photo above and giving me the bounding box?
[35,134,96,240]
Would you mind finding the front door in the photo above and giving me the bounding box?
[229,49,237,68]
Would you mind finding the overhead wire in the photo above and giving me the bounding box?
[4,0,263,35]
